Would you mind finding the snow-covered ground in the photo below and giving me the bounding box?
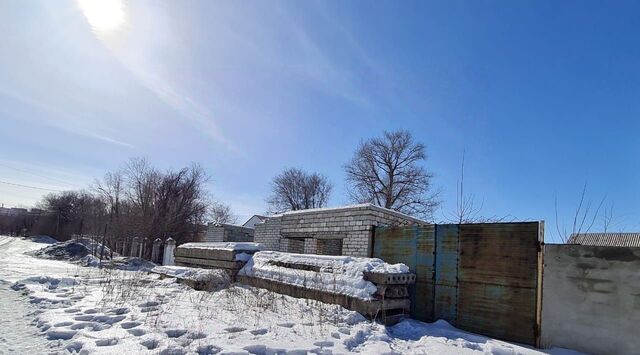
[0,236,582,354]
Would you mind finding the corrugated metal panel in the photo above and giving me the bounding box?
[457,222,541,346]
[457,283,538,345]
[414,226,435,321]
[434,224,458,323]
[568,233,640,247]
[374,222,542,347]
[372,226,435,322]
[458,223,539,288]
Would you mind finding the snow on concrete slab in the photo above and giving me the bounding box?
[239,251,410,299]
[178,241,263,252]
[0,235,583,355]
[152,265,230,283]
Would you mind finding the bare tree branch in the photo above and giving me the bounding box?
[267,168,333,214]
[344,130,440,221]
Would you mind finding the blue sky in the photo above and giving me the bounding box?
[1,0,639,242]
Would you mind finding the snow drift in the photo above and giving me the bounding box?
[29,240,94,262]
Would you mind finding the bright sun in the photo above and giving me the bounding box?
[77,0,125,32]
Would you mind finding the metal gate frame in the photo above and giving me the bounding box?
[372,222,543,347]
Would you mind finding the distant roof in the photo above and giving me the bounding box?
[243,215,268,224]
[568,233,640,247]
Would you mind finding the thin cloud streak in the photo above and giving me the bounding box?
[0,87,135,149]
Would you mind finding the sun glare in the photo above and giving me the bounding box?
[77,0,125,32]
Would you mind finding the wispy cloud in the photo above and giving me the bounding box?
[121,67,243,155]
[83,2,244,157]
[0,87,135,149]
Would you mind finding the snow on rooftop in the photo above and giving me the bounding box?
[177,242,263,252]
[268,203,427,223]
[239,251,410,300]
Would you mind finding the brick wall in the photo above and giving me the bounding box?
[253,204,427,257]
[205,225,225,242]
[254,217,282,250]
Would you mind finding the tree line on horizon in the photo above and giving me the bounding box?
[4,129,570,247]
[0,129,614,245]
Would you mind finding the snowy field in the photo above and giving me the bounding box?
[0,236,581,354]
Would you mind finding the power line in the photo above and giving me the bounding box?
[0,162,83,188]
[0,180,64,192]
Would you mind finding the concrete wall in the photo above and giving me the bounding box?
[542,244,640,355]
[254,204,427,257]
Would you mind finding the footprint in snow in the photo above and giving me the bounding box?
[224,327,246,333]
[70,322,107,331]
[45,329,77,340]
[107,307,129,315]
[74,315,95,322]
[331,332,341,339]
[196,345,221,355]
[188,332,207,340]
[165,329,188,338]
[140,339,160,350]
[83,308,99,314]
[249,329,268,336]
[64,308,81,313]
[65,341,84,353]
[93,315,126,324]
[313,341,334,348]
[120,321,142,329]
[128,328,146,337]
[53,321,73,327]
[95,338,118,347]
[277,322,295,328]
[159,346,187,355]
[139,301,160,307]
[140,306,158,313]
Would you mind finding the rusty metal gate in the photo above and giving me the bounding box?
[372,222,543,346]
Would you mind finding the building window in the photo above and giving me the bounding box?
[317,239,343,256]
[287,238,305,254]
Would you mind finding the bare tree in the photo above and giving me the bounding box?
[35,158,213,250]
[267,168,332,214]
[602,202,614,233]
[344,130,440,220]
[444,151,514,224]
[554,182,607,243]
[209,201,238,225]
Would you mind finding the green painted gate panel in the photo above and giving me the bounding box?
[372,226,435,321]
[434,224,458,323]
[373,222,542,347]
[457,222,542,346]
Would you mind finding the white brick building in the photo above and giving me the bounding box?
[254,204,427,257]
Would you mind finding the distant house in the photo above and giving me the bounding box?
[568,233,640,247]
[9,208,28,215]
[242,215,268,229]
